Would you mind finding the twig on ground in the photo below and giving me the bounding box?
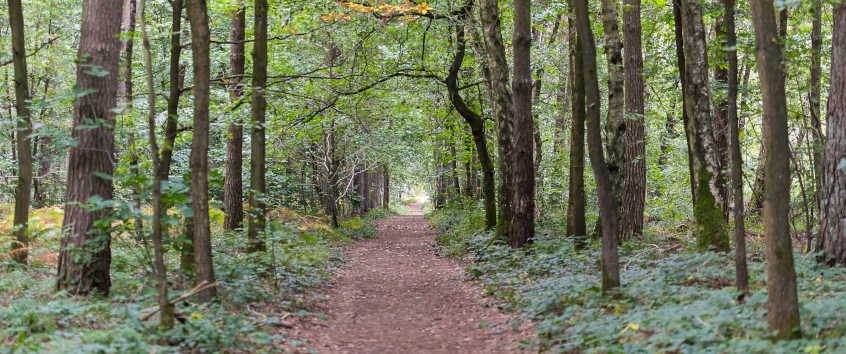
[128,277,149,303]
[140,281,217,321]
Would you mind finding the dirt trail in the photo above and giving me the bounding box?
[283,204,532,353]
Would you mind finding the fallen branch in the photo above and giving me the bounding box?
[140,281,217,321]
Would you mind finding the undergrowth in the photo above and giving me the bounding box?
[429,204,846,354]
[0,206,378,353]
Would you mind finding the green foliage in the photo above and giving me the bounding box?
[432,205,846,353]
[336,217,378,240]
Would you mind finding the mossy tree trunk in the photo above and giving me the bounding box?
[680,0,730,253]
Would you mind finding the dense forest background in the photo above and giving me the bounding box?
[1,0,846,352]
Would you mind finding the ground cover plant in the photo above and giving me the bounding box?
[0,206,383,353]
[431,205,846,353]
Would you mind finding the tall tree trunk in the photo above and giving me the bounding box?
[124,0,144,235]
[139,0,174,328]
[724,0,747,295]
[751,7,790,212]
[8,0,33,264]
[247,0,268,253]
[123,0,136,105]
[186,0,217,302]
[480,0,513,236]
[600,0,626,235]
[621,0,647,241]
[556,15,570,158]
[713,13,731,221]
[819,2,846,265]
[566,13,587,249]
[681,0,730,252]
[383,165,389,208]
[510,0,534,248]
[224,0,245,231]
[328,129,339,227]
[160,0,191,277]
[673,0,697,205]
[574,0,621,293]
[56,0,122,296]
[450,122,460,199]
[809,0,823,215]
[446,9,496,229]
[750,0,802,339]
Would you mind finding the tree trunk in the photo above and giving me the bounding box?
[446,7,496,229]
[56,0,122,296]
[450,122,460,200]
[600,0,626,237]
[224,0,245,231]
[681,0,730,252]
[186,0,217,303]
[139,0,174,328]
[724,0,747,295]
[713,13,731,221]
[123,0,144,236]
[556,16,570,158]
[749,0,802,339]
[566,13,587,249]
[819,2,846,265]
[247,0,268,253]
[383,165,389,208]
[480,0,513,236]
[158,0,190,276]
[620,0,647,242]
[809,0,823,216]
[8,0,33,264]
[574,0,621,293]
[509,0,534,249]
[673,0,697,205]
[122,0,136,105]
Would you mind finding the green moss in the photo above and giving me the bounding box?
[694,169,730,253]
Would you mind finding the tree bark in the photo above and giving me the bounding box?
[139,0,174,328]
[809,0,823,215]
[509,0,534,248]
[621,0,647,241]
[247,0,268,253]
[224,0,245,231]
[713,14,731,222]
[673,0,697,205]
[681,0,730,252]
[479,0,513,236]
[56,0,122,296]
[819,3,846,266]
[8,0,33,264]
[599,0,626,237]
[574,0,621,293]
[749,0,802,339]
[383,165,389,208]
[186,0,217,303]
[446,7,496,229]
[724,0,747,295]
[566,12,587,250]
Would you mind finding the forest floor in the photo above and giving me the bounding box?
[281,203,533,353]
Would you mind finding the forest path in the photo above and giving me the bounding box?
[282,203,532,353]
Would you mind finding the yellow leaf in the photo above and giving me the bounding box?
[621,323,640,333]
[191,313,202,320]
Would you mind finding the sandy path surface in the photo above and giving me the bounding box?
[282,204,532,353]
